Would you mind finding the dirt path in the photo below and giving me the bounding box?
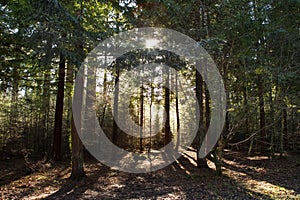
[1,150,299,200]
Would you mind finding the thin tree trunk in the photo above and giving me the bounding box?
[112,69,120,144]
[52,54,66,161]
[269,87,275,157]
[65,63,74,156]
[10,66,19,138]
[195,69,208,168]
[243,84,249,136]
[280,104,287,156]
[283,107,288,150]
[149,82,154,152]
[175,73,180,151]
[205,85,210,130]
[139,83,144,152]
[100,70,107,126]
[164,67,171,145]
[258,77,266,153]
[41,67,51,155]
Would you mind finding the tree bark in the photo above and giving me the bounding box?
[112,69,120,145]
[100,70,107,126]
[41,67,51,155]
[195,69,208,168]
[280,105,287,156]
[258,77,266,153]
[70,117,85,180]
[70,64,85,180]
[52,54,66,161]
[164,67,171,145]
[139,83,144,152]
[175,73,180,151]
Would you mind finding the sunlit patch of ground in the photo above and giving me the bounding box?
[222,152,300,199]
[0,151,299,199]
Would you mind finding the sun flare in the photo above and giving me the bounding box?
[145,38,159,48]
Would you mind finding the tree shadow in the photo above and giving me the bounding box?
[222,150,300,194]
[44,161,110,200]
[43,152,272,199]
[0,158,30,187]
[3,151,288,199]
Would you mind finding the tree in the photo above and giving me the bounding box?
[52,53,66,161]
[164,67,171,145]
[112,69,120,145]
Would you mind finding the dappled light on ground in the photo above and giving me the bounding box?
[1,151,299,199]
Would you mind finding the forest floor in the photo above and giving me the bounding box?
[0,150,299,200]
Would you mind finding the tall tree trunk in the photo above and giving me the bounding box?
[195,69,208,168]
[10,66,19,138]
[258,77,266,153]
[100,70,107,126]
[139,83,144,152]
[149,81,154,152]
[70,65,85,180]
[112,69,120,144]
[52,54,66,161]
[41,67,51,155]
[243,84,249,136]
[175,73,180,151]
[269,87,275,157]
[65,63,74,156]
[283,106,288,150]
[280,103,287,156]
[70,117,85,180]
[164,67,171,145]
[70,2,85,179]
[205,86,210,130]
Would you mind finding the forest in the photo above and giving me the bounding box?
[0,0,299,199]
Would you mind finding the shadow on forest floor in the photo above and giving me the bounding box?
[0,150,299,199]
[0,157,26,187]
[222,150,300,196]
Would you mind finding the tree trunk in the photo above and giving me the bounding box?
[205,86,210,130]
[243,84,249,136]
[112,69,120,144]
[70,64,85,180]
[269,87,275,157]
[100,70,107,126]
[41,67,51,155]
[164,67,171,145]
[52,54,66,161]
[280,104,287,156]
[175,73,180,151]
[70,117,85,180]
[258,77,266,153]
[139,83,144,152]
[283,107,288,150]
[10,66,19,138]
[195,69,208,168]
